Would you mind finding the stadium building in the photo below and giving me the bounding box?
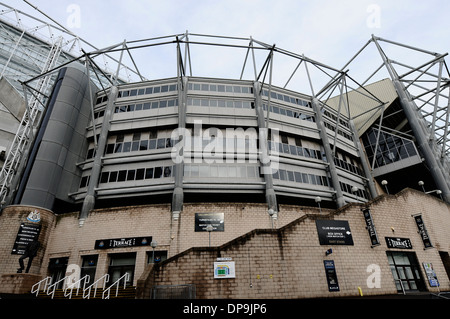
[0,3,450,299]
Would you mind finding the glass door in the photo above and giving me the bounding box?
[107,253,136,287]
[387,252,426,292]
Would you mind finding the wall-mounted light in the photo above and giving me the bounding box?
[325,248,333,256]
[381,180,389,194]
[315,196,322,213]
[418,181,425,192]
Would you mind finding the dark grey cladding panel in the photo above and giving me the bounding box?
[20,65,96,210]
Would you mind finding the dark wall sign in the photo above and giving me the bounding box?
[195,213,224,232]
[413,214,433,249]
[361,208,380,247]
[385,237,412,249]
[316,220,354,245]
[95,236,152,249]
[323,260,340,292]
[11,223,41,255]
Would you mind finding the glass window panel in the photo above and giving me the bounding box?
[161,85,169,92]
[100,172,109,184]
[228,166,237,177]
[109,171,118,183]
[145,87,153,95]
[131,141,139,152]
[247,166,256,178]
[123,142,131,152]
[218,100,226,107]
[190,165,199,177]
[136,169,145,180]
[287,171,295,182]
[151,101,159,109]
[140,140,148,151]
[199,165,209,177]
[154,167,163,178]
[153,87,160,93]
[127,170,135,181]
[279,169,287,180]
[159,100,167,108]
[164,166,172,177]
[114,143,123,153]
[117,170,127,182]
[157,138,166,149]
[218,85,225,92]
[239,166,247,177]
[218,166,227,177]
[145,168,154,179]
[210,165,218,177]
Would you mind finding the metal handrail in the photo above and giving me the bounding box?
[83,274,109,299]
[31,276,52,296]
[102,273,130,299]
[47,276,69,299]
[64,275,90,299]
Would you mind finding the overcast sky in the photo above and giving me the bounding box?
[5,0,450,93]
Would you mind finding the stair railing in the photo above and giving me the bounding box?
[64,275,90,299]
[31,276,52,296]
[47,276,69,299]
[102,273,130,299]
[83,274,109,299]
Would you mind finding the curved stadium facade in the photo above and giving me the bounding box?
[1,4,450,300]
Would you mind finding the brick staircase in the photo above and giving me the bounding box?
[36,286,136,300]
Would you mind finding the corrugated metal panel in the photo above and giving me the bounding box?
[324,78,398,136]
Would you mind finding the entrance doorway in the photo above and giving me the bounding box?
[107,253,136,287]
[81,255,98,285]
[387,251,426,293]
[48,257,68,289]
[439,251,450,281]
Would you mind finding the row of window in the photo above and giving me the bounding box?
[262,89,310,108]
[261,103,316,123]
[323,121,354,141]
[184,164,260,179]
[333,157,364,176]
[268,141,323,161]
[114,98,179,113]
[100,165,174,185]
[187,97,253,109]
[339,181,369,200]
[117,83,178,99]
[322,109,350,129]
[188,82,253,94]
[362,129,418,169]
[272,168,330,187]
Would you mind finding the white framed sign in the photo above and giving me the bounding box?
[214,261,235,279]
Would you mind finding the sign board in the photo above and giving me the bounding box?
[422,262,439,287]
[214,261,235,279]
[413,214,433,249]
[316,220,354,245]
[385,237,412,249]
[195,213,224,232]
[11,223,41,255]
[94,236,152,249]
[361,208,380,247]
[323,260,339,292]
